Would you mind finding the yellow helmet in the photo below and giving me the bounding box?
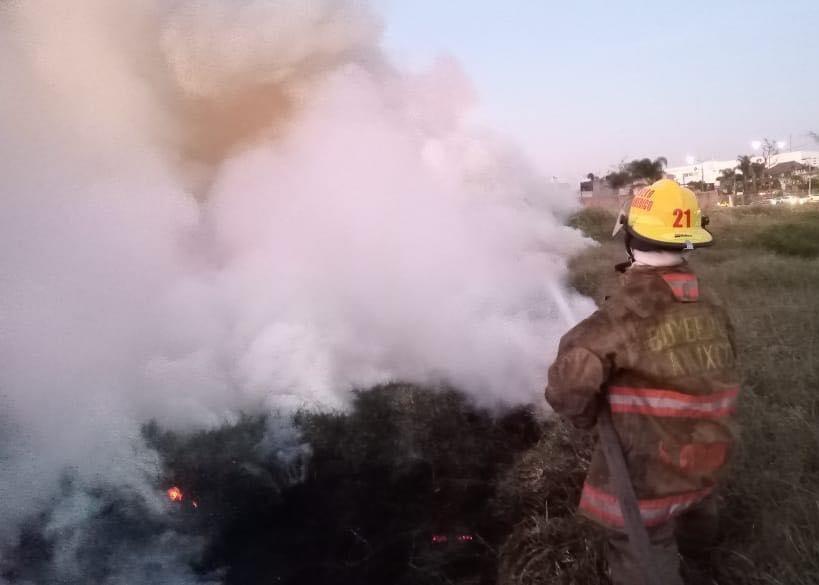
[614,179,712,249]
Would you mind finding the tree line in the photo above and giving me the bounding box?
[586,131,819,201]
[586,157,668,189]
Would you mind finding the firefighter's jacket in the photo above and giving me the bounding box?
[545,263,739,530]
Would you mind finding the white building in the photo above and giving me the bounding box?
[763,150,819,169]
[665,160,737,186]
[666,151,819,187]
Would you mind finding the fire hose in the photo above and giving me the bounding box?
[597,405,662,585]
[549,283,662,585]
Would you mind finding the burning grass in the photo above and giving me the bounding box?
[0,387,599,585]
[129,386,606,585]
[139,385,557,584]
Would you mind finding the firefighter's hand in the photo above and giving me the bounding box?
[568,400,599,430]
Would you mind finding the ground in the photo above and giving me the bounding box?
[5,206,818,585]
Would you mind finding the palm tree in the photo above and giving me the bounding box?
[717,168,737,206]
[718,168,736,194]
[651,156,668,180]
[737,156,754,201]
[605,170,632,189]
[625,157,668,182]
[751,161,768,194]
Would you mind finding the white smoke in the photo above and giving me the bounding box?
[0,0,593,580]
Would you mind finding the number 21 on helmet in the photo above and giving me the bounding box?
[612,179,712,250]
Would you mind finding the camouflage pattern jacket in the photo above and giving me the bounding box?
[545,263,740,530]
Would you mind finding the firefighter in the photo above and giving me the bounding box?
[545,179,740,585]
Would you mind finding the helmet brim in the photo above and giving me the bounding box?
[625,224,714,249]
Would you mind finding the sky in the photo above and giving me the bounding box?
[379,0,819,182]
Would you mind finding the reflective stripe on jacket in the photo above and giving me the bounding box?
[608,385,739,418]
[545,263,740,530]
[579,482,714,528]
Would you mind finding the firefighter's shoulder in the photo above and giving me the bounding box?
[557,306,629,360]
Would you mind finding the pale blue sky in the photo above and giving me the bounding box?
[379,0,819,181]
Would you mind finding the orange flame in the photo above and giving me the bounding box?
[167,486,183,502]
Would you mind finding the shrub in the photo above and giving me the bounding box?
[567,208,617,243]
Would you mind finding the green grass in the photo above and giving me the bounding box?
[756,221,819,258]
[562,205,819,585]
[567,207,619,244]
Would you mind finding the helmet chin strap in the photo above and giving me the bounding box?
[615,233,635,272]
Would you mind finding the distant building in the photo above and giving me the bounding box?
[767,161,811,177]
[664,160,737,186]
[580,178,619,198]
[764,150,819,169]
[578,178,639,210]
[665,151,819,188]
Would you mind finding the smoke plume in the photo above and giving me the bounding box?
[0,0,593,581]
